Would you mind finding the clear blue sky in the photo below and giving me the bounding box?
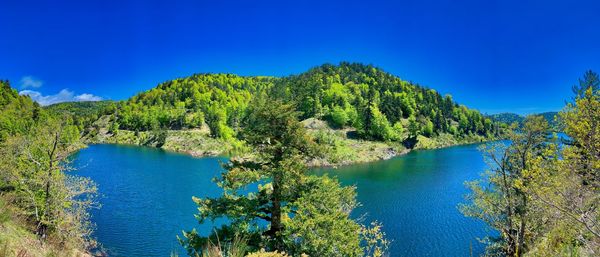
[1,0,599,113]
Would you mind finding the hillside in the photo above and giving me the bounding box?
[0,80,39,142]
[45,100,116,117]
[45,100,118,133]
[487,111,560,130]
[82,63,504,165]
[0,81,92,256]
[486,112,524,125]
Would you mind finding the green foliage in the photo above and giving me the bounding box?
[283,175,362,256]
[205,105,234,139]
[392,121,404,138]
[109,63,500,150]
[181,98,388,257]
[487,112,561,131]
[359,221,390,257]
[462,71,600,256]
[328,105,349,128]
[407,116,420,138]
[45,100,116,132]
[276,63,498,139]
[461,116,551,256]
[1,116,98,246]
[365,104,397,141]
[571,70,599,102]
[109,121,119,135]
[486,113,524,126]
[0,80,39,142]
[245,250,291,257]
[0,83,98,252]
[421,118,434,137]
[116,74,274,139]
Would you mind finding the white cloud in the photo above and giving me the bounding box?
[75,93,103,102]
[20,76,43,88]
[19,89,103,106]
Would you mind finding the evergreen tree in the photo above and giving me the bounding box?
[571,70,599,102]
[180,97,386,256]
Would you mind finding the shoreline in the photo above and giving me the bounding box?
[81,135,495,168]
[82,116,499,168]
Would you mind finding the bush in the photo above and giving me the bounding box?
[246,250,292,257]
[422,119,434,137]
[329,105,348,128]
[368,104,397,141]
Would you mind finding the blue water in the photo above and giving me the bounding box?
[72,143,491,256]
[314,144,490,256]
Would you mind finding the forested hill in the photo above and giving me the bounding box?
[487,111,560,130]
[114,62,501,144]
[0,80,39,141]
[117,74,275,137]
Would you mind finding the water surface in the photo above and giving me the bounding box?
[314,144,490,256]
[73,143,490,256]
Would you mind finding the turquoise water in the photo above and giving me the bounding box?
[73,143,490,256]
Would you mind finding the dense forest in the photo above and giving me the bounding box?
[99,63,502,152]
[45,100,117,134]
[274,63,497,140]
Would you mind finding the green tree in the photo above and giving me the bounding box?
[282,175,362,256]
[180,98,387,257]
[366,104,396,141]
[421,118,434,137]
[329,105,349,128]
[0,115,98,248]
[571,70,599,102]
[461,116,550,256]
[461,71,600,256]
[205,105,234,139]
[109,121,119,135]
[407,116,420,138]
[520,78,600,255]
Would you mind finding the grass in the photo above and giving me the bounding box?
[85,115,242,157]
[413,133,489,150]
[0,197,89,257]
[304,118,407,167]
[85,115,493,167]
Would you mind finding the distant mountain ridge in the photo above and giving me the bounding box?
[487,111,560,130]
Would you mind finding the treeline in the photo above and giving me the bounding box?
[0,80,98,254]
[461,71,600,256]
[117,74,274,139]
[275,63,497,140]
[487,111,560,131]
[45,100,117,134]
[0,80,40,142]
[113,63,501,144]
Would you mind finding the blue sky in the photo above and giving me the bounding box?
[1,0,599,113]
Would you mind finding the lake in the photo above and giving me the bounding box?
[72,143,491,256]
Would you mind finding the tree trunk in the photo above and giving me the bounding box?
[268,170,283,250]
[500,164,517,256]
[516,196,527,256]
[39,132,59,238]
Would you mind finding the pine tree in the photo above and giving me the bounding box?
[180,97,381,256]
